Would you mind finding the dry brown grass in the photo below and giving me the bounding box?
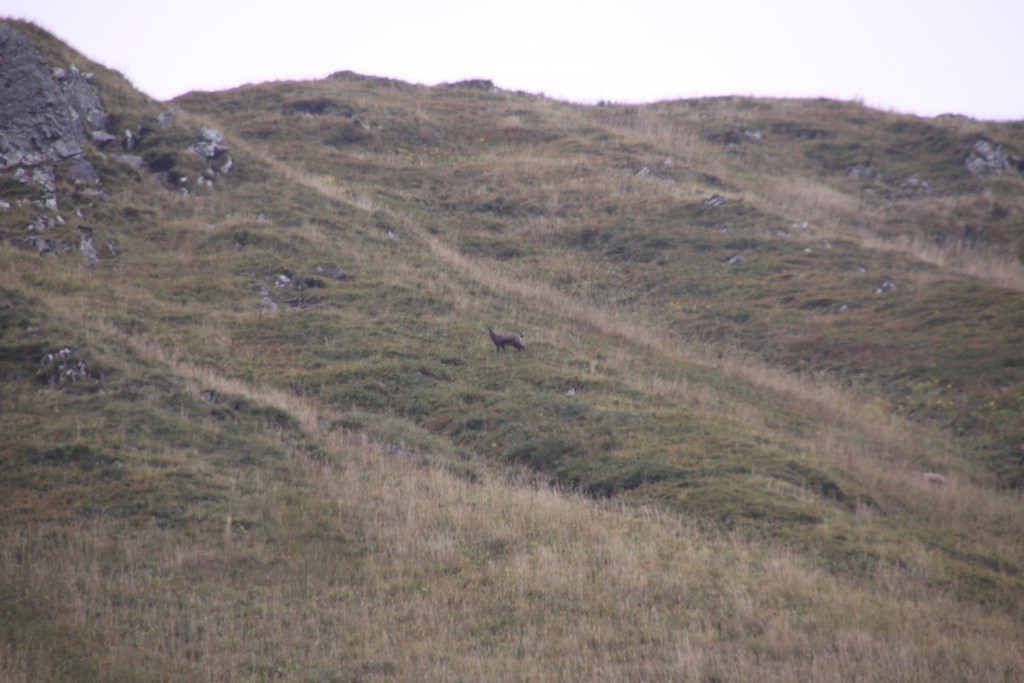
[7,215,1021,680]
[155,128,1024,586]
[6,77,1023,680]
[5,423,1023,682]
[761,177,1024,292]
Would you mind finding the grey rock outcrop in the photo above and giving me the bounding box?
[37,346,101,388]
[60,64,109,135]
[964,139,1022,177]
[0,23,85,167]
[190,127,228,160]
[0,23,106,183]
[190,127,234,177]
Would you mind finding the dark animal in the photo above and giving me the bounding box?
[487,326,524,352]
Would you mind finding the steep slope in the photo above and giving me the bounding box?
[170,73,1024,575]
[177,76,1024,480]
[2,19,1024,681]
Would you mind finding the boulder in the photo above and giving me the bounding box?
[846,163,874,179]
[190,127,233,177]
[18,234,55,254]
[256,285,277,311]
[66,155,100,185]
[316,263,349,281]
[155,112,174,130]
[190,127,229,161]
[30,165,57,192]
[80,233,99,264]
[90,130,119,145]
[965,139,1008,177]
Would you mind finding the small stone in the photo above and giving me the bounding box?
[80,236,98,264]
[316,264,348,281]
[847,163,874,179]
[965,139,1009,177]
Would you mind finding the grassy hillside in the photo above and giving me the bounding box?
[2,19,1024,681]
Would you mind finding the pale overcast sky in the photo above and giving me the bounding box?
[4,0,1023,120]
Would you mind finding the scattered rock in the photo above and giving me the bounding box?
[256,285,278,311]
[79,231,98,264]
[284,296,314,309]
[37,346,100,388]
[727,254,744,265]
[846,163,874,179]
[155,112,174,130]
[316,264,349,281]
[636,166,652,178]
[703,194,727,207]
[876,281,896,293]
[901,173,933,197]
[18,234,55,254]
[28,214,55,232]
[275,272,325,291]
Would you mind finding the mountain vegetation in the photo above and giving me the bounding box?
[2,19,1023,681]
